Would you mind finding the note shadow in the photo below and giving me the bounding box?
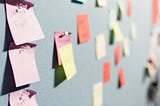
[71,0,83,4]
[52,42,66,87]
[1,52,29,95]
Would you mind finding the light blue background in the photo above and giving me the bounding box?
[0,0,154,106]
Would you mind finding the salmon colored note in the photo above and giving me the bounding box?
[9,43,40,87]
[118,68,126,87]
[77,14,91,44]
[103,61,111,84]
[127,0,132,16]
[9,89,38,106]
[153,0,159,24]
[54,32,71,65]
[115,44,121,65]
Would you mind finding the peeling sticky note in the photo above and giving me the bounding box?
[96,33,107,60]
[118,68,126,87]
[93,82,103,106]
[9,89,38,106]
[123,38,130,56]
[9,43,40,87]
[103,61,111,84]
[115,44,121,65]
[54,32,71,65]
[6,1,45,45]
[97,0,107,7]
[59,43,77,80]
[112,21,124,42]
[77,14,91,44]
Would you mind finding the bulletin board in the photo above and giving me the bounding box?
[0,0,153,106]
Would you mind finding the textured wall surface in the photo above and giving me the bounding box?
[0,0,153,106]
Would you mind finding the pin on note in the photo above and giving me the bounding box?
[77,14,91,44]
[103,61,111,84]
[59,43,77,80]
[9,89,38,106]
[54,32,71,65]
[96,33,107,60]
[93,82,103,106]
[9,43,40,87]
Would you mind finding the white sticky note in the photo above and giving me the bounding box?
[109,10,117,30]
[93,82,103,106]
[123,37,130,56]
[6,1,45,45]
[96,33,107,60]
[118,0,126,19]
[9,43,40,87]
[130,23,137,40]
[97,0,107,7]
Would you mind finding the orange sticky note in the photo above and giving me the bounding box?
[103,61,111,84]
[115,44,121,65]
[153,0,159,24]
[127,0,132,16]
[118,68,126,87]
[77,14,91,44]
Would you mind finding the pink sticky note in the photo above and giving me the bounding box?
[54,32,71,65]
[115,44,121,65]
[6,0,45,45]
[153,0,159,24]
[118,68,126,87]
[77,14,91,44]
[127,0,132,16]
[9,43,40,87]
[9,89,38,106]
[103,61,111,84]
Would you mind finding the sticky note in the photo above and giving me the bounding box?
[115,44,121,65]
[9,43,40,87]
[127,0,132,16]
[96,33,107,60]
[112,21,124,42]
[109,10,117,30]
[123,38,130,56]
[146,62,155,78]
[6,1,45,45]
[93,82,103,106]
[103,61,111,84]
[130,23,137,40]
[118,68,126,87]
[77,14,91,44]
[54,32,71,65]
[117,0,126,20]
[59,43,77,80]
[96,0,107,7]
[152,0,159,24]
[9,89,38,106]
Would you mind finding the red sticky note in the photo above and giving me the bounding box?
[115,44,121,65]
[127,0,132,16]
[103,61,111,84]
[118,68,126,87]
[77,14,91,44]
[152,0,159,24]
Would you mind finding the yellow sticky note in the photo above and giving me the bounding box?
[118,0,126,19]
[146,63,155,78]
[123,38,130,56]
[93,82,103,106]
[96,33,107,60]
[59,43,77,80]
[130,23,137,40]
[112,21,124,42]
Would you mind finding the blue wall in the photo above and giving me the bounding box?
[0,0,153,106]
